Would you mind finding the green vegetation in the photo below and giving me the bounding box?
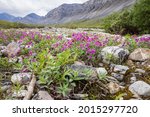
[0,20,44,29]
[100,10,137,35]
[53,19,102,29]
[25,48,78,97]
[101,0,150,35]
[132,0,150,34]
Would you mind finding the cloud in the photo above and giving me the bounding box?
[0,0,88,17]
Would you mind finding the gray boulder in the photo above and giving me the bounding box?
[99,46,129,64]
[68,64,97,81]
[11,73,32,85]
[4,42,20,57]
[129,81,150,97]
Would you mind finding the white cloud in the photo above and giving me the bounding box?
[0,0,88,17]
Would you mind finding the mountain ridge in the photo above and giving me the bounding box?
[0,0,136,24]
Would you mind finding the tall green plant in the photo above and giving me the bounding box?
[132,0,150,33]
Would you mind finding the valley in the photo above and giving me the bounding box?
[0,0,149,100]
[0,28,150,100]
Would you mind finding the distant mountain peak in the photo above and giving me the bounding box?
[25,13,41,18]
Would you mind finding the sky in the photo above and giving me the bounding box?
[0,0,88,17]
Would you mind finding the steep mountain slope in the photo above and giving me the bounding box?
[0,0,136,24]
[43,0,136,24]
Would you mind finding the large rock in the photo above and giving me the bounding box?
[129,81,150,97]
[68,64,97,81]
[129,48,150,62]
[99,46,129,64]
[11,73,32,85]
[4,42,20,57]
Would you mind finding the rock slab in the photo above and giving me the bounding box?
[129,81,150,97]
[129,48,150,62]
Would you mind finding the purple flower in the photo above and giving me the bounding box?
[29,50,33,56]
[46,35,51,39]
[87,48,96,55]
[52,42,60,48]
[88,55,92,59]
[95,41,102,47]
[80,44,85,50]
[58,35,63,40]
[62,45,68,51]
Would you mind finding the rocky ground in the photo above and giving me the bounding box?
[0,28,150,100]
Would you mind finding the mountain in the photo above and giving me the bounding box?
[43,4,83,23]
[0,13,42,24]
[43,0,136,24]
[20,13,43,24]
[0,0,136,24]
[0,13,21,22]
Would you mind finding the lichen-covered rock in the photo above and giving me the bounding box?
[99,46,129,64]
[4,42,21,57]
[113,65,129,74]
[68,64,97,80]
[129,48,150,62]
[11,73,32,85]
[129,81,150,97]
